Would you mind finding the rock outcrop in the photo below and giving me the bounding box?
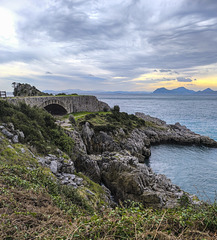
[135,112,217,147]
[0,123,25,144]
[96,151,183,208]
[65,112,217,208]
[37,154,86,188]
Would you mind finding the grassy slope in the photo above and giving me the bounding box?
[0,103,216,239]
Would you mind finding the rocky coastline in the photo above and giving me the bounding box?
[61,111,217,208]
[1,109,217,209]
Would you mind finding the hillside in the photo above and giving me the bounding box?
[0,100,216,239]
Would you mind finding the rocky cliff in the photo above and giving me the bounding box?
[59,111,217,208]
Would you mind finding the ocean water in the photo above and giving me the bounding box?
[96,94,217,202]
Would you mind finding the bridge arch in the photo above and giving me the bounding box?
[39,99,69,115]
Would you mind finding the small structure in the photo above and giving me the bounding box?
[0,91,7,98]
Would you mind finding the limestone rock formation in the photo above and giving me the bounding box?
[67,112,217,208]
[135,112,217,147]
[90,151,183,208]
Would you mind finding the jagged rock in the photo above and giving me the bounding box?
[16,110,214,209]
[96,151,184,208]
[17,130,25,139]
[50,161,58,174]
[74,154,101,183]
[38,154,75,176]
[200,136,217,147]
[74,177,83,186]
[65,129,87,155]
[135,112,217,148]
[121,129,151,161]
[2,129,13,139]
[82,122,94,147]
[12,135,19,143]
[135,112,167,126]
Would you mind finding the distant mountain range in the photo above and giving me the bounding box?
[43,87,217,96]
[44,89,151,95]
[153,87,217,95]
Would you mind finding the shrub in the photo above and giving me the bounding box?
[85,113,96,120]
[103,106,109,112]
[112,105,120,113]
[69,114,76,125]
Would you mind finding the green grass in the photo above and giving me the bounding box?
[71,111,111,121]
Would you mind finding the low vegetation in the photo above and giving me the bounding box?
[0,100,74,155]
[71,108,147,134]
[56,93,78,96]
[0,101,216,239]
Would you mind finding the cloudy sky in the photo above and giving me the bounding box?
[1,0,217,92]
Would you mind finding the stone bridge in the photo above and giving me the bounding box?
[7,95,110,115]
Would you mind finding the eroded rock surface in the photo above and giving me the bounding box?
[135,112,217,147]
[67,112,217,208]
[88,151,183,208]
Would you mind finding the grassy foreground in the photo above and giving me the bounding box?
[0,101,216,239]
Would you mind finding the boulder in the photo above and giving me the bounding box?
[50,160,58,174]
[12,135,19,143]
[2,128,13,139]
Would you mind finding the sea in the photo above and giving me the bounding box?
[95,94,217,202]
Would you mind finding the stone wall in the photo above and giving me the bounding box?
[6,95,110,113]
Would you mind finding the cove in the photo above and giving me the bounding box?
[146,144,217,202]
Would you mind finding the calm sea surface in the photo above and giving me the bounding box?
[96,94,217,202]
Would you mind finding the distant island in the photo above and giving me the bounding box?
[153,87,217,95]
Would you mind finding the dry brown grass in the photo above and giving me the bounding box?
[0,183,72,239]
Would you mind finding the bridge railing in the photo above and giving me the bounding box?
[0,91,7,98]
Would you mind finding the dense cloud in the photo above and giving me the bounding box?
[0,0,217,91]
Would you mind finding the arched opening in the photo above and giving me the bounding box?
[44,104,67,115]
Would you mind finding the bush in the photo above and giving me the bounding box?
[103,106,109,112]
[85,113,96,120]
[0,101,74,156]
[112,105,120,113]
[69,114,76,125]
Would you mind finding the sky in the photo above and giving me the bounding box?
[0,0,217,92]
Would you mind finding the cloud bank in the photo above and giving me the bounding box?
[0,0,217,91]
